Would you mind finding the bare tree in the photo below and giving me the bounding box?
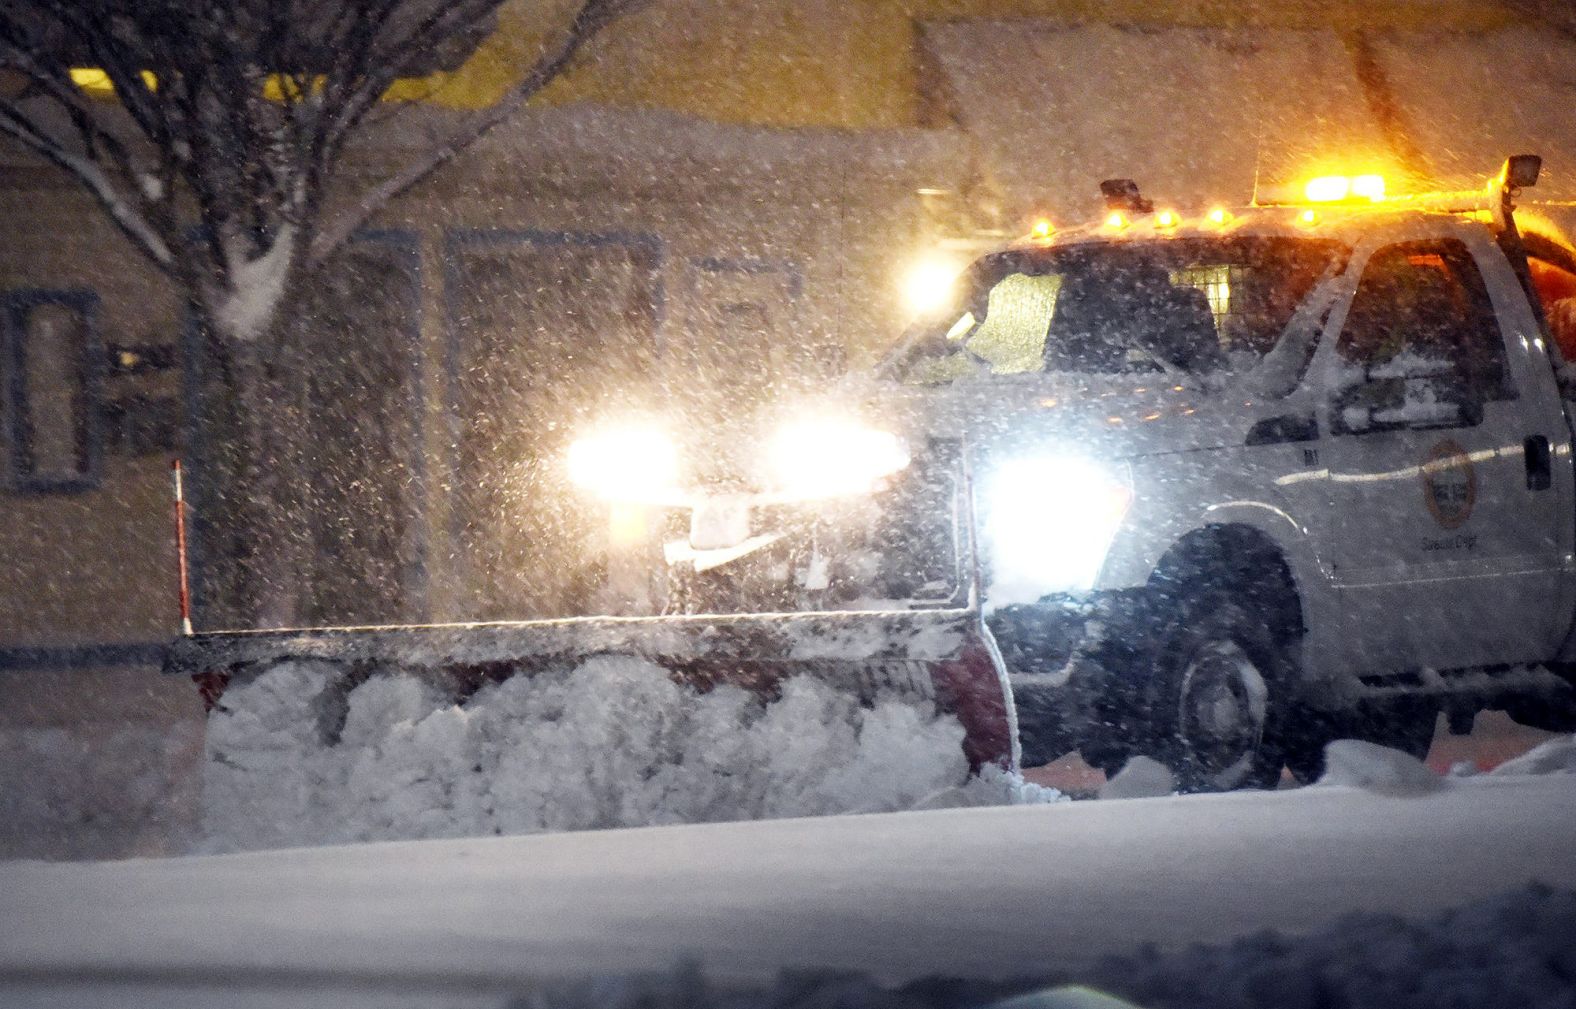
[0,0,646,621]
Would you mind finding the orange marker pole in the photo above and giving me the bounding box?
[172,459,194,636]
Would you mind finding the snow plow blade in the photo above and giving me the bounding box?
[163,608,1017,769]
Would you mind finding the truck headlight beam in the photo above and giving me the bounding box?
[566,425,681,504]
[983,454,1133,604]
[768,419,910,500]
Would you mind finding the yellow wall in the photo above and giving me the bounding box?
[409,0,1516,127]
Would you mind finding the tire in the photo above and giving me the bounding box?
[1074,638,1147,778]
[1143,592,1290,791]
[1503,683,1576,733]
[1013,686,1074,767]
[1279,705,1343,785]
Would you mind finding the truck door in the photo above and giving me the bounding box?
[1320,234,1568,674]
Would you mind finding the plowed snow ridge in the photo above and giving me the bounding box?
[202,656,1059,852]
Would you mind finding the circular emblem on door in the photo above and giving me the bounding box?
[1421,440,1476,530]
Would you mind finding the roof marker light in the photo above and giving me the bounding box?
[1031,219,1054,238]
[1207,207,1231,226]
[1299,209,1318,224]
[1105,211,1129,229]
[1303,174,1386,203]
[1351,174,1386,200]
[1305,176,1350,202]
[1155,210,1178,228]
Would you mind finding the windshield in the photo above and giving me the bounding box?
[896,237,1347,383]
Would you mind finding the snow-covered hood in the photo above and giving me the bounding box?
[596,369,1256,496]
[850,370,1262,462]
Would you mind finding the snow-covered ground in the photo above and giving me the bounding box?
[0,655,1561,859]
[0,719,201,860]
[2,759,1574,1006]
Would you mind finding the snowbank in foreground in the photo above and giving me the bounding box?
[202,657,1061,852]
[521,883,1576,1009]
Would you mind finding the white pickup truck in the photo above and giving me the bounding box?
[177,158,1576,794]
[883,155,1576,788]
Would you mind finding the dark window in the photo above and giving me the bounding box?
[1332,240,1511,432]
[4,290,101,492]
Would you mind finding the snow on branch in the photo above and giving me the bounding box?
[0,96,175,269]
[0,0,645,343]
[0,9,178,269]
[309,0,650,266]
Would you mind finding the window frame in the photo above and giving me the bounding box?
[3,288,104,494]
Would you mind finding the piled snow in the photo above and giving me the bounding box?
[1316,739,1443,796]
[1097,756,1176,800]
[915,762,1067,810]
[1314,733,1576,796]
[0,721,200,860]
[1489,734,1576,778]
[203,657,1052,852]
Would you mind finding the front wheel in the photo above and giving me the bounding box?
[1145,596,1290,791]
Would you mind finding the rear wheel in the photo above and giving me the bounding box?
[1144,595,1289,791]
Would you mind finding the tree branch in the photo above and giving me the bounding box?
[316,0,502,164]
[310,0,646,265]
[0,103,173,270]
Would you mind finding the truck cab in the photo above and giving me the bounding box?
[886,157,1576,787]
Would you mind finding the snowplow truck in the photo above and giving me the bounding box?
[169,154,1576,792]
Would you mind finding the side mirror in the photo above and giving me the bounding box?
[1502,154,1542,191]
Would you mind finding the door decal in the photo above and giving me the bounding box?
[1421,439,1476,530]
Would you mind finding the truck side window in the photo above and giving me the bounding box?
[1331,240,1511,432]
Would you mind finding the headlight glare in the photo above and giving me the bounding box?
[566,425,680,503]
[769,419,910,499]
[984,454,1133,604]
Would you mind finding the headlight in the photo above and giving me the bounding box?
[768,419,910,499]
[902,255,965,315]
[566,425,680,503]
[983,454,1133,603]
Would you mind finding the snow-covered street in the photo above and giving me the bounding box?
[3,768,1574,1003]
